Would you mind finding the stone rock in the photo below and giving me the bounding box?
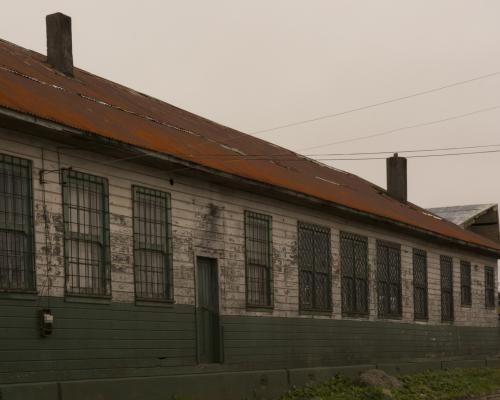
[359,369,402,389]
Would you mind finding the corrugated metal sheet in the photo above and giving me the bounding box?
[0,38,499,253]
[428,204,497,227]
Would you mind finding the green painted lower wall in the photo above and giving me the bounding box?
[0,297,499,399]
[222,315,500,369]
[0,297,198,385]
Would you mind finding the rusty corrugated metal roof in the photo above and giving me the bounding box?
[0,38,499,253]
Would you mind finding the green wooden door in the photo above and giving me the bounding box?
[196,257,221,363]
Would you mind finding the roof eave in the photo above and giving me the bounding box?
[1,105,499,258]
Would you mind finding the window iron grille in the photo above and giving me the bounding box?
[245,211,272,307]
[0,154,35,291]
[133,186,173,301]
[62,169,110,296]
[440,255,454,321]
[460,260,472,306]
[377,240,401,318]
[413,248,428,320]
[340,232,368,316]
[298,222,331,311]
[485,266,495,308]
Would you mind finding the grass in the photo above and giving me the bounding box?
[280,368,500,400]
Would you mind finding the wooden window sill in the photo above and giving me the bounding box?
[246,305,274,313]
[300,309,332,316]
[65,295,111,305]
[136,298,175,308]
[0,290,37,301]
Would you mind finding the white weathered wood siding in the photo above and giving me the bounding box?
[0,127,497,327]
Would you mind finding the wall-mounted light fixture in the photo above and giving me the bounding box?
[39,309,54,337]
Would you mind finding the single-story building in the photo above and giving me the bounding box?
[0,13,498,400]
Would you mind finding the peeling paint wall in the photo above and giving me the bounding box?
[0,127,497,327]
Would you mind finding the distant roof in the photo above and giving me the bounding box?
[428,204,498,227]
[0,38,499,255]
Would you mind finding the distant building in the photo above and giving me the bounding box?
[428,204,500,299]
[428,204,500,244]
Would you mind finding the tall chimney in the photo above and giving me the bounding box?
[386,153,407,202]
[46,13,73,76]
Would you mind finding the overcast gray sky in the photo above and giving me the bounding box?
[2,1,500,209]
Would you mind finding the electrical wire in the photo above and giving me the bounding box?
[309,148,500,161]
[38,108,500,175]
[250,70,500,135]
[126,148,500,166]
[55,140,500,169]
[47,138,500,203]
[172,142,500,160]
[298,104,500,152]
[185,69,500,151]
[303,143,500,157]
[206,148,500,162]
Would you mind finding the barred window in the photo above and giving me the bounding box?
[440,255,454,322]
[0,154,35,291]
[413,249,428,320]
[485,266,495,308]
[298,222,331,311]
[340,232,368,316]
[460,260,471,306]
[62,170,110,296]
[133,186,172,301]
[245,211,272,307]
[377,241,401,318]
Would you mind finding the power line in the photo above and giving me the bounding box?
[314,148,500,161]
[56,130,500,168]
[49,121,500,172]
[166,148,500,163]
[250,70,500,135]
[298,104,500,152]
[304,143,500,157]
[52,139,500,189]
[183,142,500,159]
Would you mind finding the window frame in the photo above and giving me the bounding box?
[460,260,472,307]
[440,255,454,322]
[297,222,332,313]
[0,153,36,293]
[484,266,495,309]
[244,211,273,309]
[132,185,173,302]
[340,231,368,317]
[376,240,402,319]
[412,248,428,320]
[61,169,111,298]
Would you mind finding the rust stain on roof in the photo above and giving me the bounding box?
[0,38,499,253]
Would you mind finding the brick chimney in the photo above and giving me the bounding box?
[46,13,73,76]
[386,153,407,202]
